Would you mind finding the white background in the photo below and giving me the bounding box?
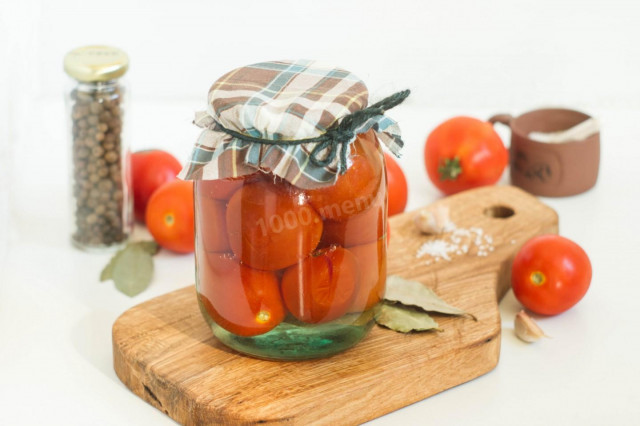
[1,0,640,425]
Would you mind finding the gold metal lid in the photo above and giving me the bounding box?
[64,45,129,82]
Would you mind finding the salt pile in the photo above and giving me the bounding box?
[416,223,495,263]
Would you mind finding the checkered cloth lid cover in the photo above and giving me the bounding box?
[178,60,406,189]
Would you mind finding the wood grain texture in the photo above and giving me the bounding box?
[113,185,558,425]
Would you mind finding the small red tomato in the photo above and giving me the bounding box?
[146,180,194,253]
[307,131,383,220]
[320,189,385,248]
[198,252,285,336]
[511,235,592,315]
[425,116,508,195]
[195,190,230,253]
[197,176,247,201]
[347,239,386,313]
[281,246,359,323]
[384,153,408,216]
[386,220,390,246]
[132,150,182,222]
[226,178,322,271]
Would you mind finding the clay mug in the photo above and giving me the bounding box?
[489,108,600,197]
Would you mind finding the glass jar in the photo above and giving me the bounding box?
[64,46,132,251]
[182,60,407,360]
[194,130,387,360]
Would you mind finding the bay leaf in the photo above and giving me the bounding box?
[100,240,158,283]
[111,245,154,297]
[132,240,160,255]
[385,275,477,320]
[100,250,123,282]
[375,303,441,333]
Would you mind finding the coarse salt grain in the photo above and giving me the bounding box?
[416,222,496,264]
[416,239,458,261]
[453,228,470,237]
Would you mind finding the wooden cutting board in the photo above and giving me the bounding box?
[113,185,557,425]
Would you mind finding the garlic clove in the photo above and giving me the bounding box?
[414,205,454,235]
[514,310,548,343]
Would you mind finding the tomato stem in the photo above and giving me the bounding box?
[163,212,175,227]
[530,271,546,286]
[438,157,462,181]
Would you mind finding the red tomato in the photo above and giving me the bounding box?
[511,235,592,315]
[281,246,359,323]
[195,187,230,253]
[132,150,182,222]
[347,239,386,312]
[197,175,252,201]
[425,117,508,195]
[320,189,385,248]
[307,131,383,221]
[386,220,390,246]
[384,153,408,216]
[145,180,194,253]
[198,252,284,336]
[226,178,323,271]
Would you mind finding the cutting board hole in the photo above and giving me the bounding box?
[484,205,515,219]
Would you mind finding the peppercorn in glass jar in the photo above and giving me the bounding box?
[64,46,132,251]
[180,61,408,360]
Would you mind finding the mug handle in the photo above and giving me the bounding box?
[488,113,513,126]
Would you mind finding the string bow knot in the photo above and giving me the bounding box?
[213,89,410,174]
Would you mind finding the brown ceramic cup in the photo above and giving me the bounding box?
[489,108,600,197]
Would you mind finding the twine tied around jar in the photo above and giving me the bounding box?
[212,90,410,174]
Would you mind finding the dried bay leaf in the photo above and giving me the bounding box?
[100,240,158,296]
[134,240,160,255]
[385,275,477,320]
[100,249,124,282]
[112,246,154,297]
[375,303,441,333]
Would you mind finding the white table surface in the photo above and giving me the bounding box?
[1,99,639,425]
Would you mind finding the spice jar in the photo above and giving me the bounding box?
[64,46,132,250]
[180,60,409,360]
